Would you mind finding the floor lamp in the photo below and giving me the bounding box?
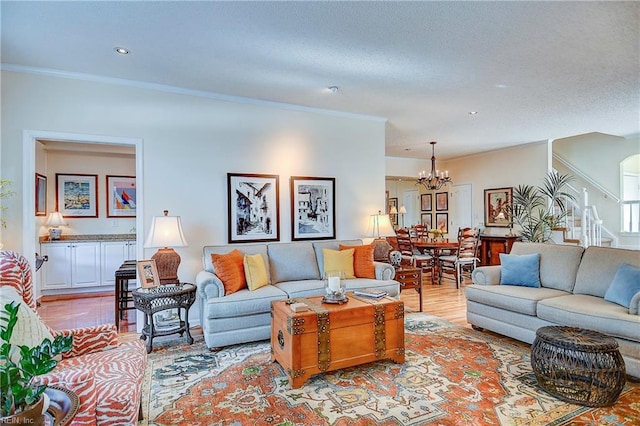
[144,210,188,283]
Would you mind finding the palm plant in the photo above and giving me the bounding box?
[509,172,575,243]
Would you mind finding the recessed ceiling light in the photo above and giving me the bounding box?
[328,86,339,94]
[468,111,478,115]
[114,47,130,55]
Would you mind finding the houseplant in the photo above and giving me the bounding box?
[510,172,575,243]
[1,301,72,423]
[0,179,15,229]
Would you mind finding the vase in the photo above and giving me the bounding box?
[1,396,46,425]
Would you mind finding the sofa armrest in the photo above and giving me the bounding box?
[374,262,395,280]
[471,266,502,286]
[196,270,225,300]
[630,291,640,315]
[53,324,118,358]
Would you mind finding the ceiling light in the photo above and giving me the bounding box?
[114,47,130,55]
[328,86,339,94]
[468,111,478,115]
[416,141,452,191]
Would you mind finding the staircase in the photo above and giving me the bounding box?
[554,187,614,247]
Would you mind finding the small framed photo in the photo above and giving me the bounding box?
[56,173,98,218]
[484,187,513,227]
[436,212,449,234]
[421,213,432,228]
[228,173,280,243]
[106,175,136,217]
[137,259,160,288]
[435,192,448,211]
[421,193,432,211]
[35,173,47,216]
[290,176,336,241]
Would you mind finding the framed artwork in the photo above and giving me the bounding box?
[435,192,448,211]
[56,173,98,218]
[137,259,160,288]
[106,175,136,217]
[436,212,449,234]
[388,197,398,227]
[484,187,513,227]
[35,173,47,216]
[290,176,336,241]
[421,193,432,211]
[228,173,280,243]
[421,213,432,229]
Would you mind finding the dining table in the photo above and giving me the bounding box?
[411,238,459,285]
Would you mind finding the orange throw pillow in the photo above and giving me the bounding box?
[211,249,247,295]
[340,244,376,279]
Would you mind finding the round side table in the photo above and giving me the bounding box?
[132,283,197,353]
[531,326,626,407]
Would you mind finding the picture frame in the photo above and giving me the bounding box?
[436,212,449,234]
[435,192,448,211]
[484,187,513,227]
[290,176,336,241]
[421,213,432,229]
[137,259,160,288]
[228,173,280,243]
[421,193,432,211]
[35,173,47,217]
[388,197,398,227]
[106,175,136,217]
[56,173,98,218]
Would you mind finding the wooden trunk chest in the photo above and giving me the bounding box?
[271,294,405,388]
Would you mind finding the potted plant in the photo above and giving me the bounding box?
[1,301,72,424]
[509,172,575,243]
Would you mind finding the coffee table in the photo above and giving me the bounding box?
[271,293,405,388]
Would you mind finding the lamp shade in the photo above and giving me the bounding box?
[389,206,398,215]
[44,211,66,227]
[399,206,407,214]
[144,213,188,248]
[366,213,396,238]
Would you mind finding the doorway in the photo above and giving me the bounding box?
[450,184,473,234]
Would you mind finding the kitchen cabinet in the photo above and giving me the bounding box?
[102,240,136,287]
[41,242,101,290]
[479,235,518,265]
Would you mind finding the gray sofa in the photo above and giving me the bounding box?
[195,239,399,349]
[467,242,640,378]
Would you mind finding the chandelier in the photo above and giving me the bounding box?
[416,141,452,191]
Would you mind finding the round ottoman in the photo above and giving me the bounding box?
[531,326,626,407]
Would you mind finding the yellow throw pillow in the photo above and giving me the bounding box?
[244,253,269,291]
[323,248,355,279]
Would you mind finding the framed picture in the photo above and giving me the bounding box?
[421,193,432,211]
[388,197,398,226]
[435,192,448,211]
[106,175,136,217]
[436,212,449,234]
[421,213,432,229]
[56,173,98,218]
[228,173,280,243]
[137,259,160,288]
[290,176,336,241]
[484,187,513,227]
[35,173,47,216]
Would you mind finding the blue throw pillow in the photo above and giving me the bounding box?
[499,253,541,288]
[604,263,640,310]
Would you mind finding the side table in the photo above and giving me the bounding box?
[395,266,422,311]
[44,386,79,426]
[132,283,197,353]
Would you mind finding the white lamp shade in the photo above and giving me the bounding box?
[399,206,407,214]
[144,215,188,248]
[44,212,66,227]
[366,213,396,238]
[389,206,398,215]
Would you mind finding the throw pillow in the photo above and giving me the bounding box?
[323,248,355,279]
[211,249,247,295]
[243,253,269,291]
[499,253,541,288]
[604,263,640,311]
[339,244,376,279]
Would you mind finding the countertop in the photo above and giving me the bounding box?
[39,234,136,243]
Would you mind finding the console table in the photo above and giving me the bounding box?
[478,235,518,265]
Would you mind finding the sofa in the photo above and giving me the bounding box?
[195,239,399,349]
[466,242,640,378]
[0,250,147,425]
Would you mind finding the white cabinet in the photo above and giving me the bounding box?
[41,242,101,290]
[101,241,136,287]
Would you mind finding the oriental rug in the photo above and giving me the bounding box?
[140,313,639,425]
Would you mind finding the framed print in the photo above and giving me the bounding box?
[137,259,160,288]
[228,173,280,243]
[484,187,513,227]
[388,197,398,226]
[421,213,432,229]
[106,175,136,217]
[435,192,448,211]
[291,176,336,241]
[436,212,449,234]
[35,173,47,216]
[421,193,432,211]
[56,173,98,218]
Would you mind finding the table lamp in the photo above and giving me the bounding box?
[366,210,396,262]
[45,211,66,240]
[144,210,188,283]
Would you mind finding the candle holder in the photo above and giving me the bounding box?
[322,271,348,304]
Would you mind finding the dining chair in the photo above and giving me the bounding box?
[438,227,480,288]
[396,229,433,275]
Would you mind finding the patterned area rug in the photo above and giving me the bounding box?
[140,313,639,425]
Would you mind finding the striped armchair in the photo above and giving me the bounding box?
[0,250,147,425]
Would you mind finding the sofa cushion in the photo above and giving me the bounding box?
[275,279,326,299]
[203,244,271,283]
[323,248,355,279]
[509,242,584,292]
[499,253,541,287]
[211,249,246,295]
[313,239,362,277]
[465,284,568,316]
[203,285,288,319]
[574,246,640,298]
[340,243,376,278]
[268,242,320,283]
[244,253,269,291]
[604,263,640,311]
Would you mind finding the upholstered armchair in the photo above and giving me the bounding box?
[0,250,147,425]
